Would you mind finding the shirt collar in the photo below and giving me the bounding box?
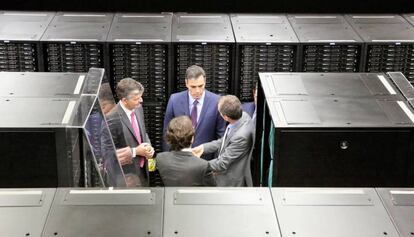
[181,148,193,152]
[188,91,205,106]
[227,116,242,131]
[119,102,135,117]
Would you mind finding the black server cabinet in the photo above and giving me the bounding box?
[346,14,414,83]
[288,14,364,73]
[0,11,55,72]
[107,13,172,153]
[172,13,235,95]
[231,14,299,102]
[40,12,113,74]
[256,72,414,187]
[0,69,126,188]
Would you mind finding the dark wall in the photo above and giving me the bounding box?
[4,0,414,13]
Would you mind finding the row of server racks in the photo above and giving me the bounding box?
[1,12,414,151]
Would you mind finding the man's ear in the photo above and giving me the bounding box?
[222,114,229,122]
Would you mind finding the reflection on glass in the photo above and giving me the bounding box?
[98,83,116,115]
[84,96,127,187]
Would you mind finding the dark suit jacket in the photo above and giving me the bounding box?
[106,103,151,186]
[242,102,255,118]
[163,90,226,160]
[156,151,216,186]
[203,112,254,187]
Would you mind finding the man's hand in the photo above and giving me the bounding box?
[192,145,204,158]
[136,143,155,158]
[116,147,133,165]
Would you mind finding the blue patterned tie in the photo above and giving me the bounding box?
[191,100,199,128]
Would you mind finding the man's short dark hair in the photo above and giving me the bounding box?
[218,95,243,120]
[165,116,195,151]
[99,83,115,102]
[186,65,206,80]
[116,78,144,100]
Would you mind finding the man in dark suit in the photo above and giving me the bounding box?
[241,82,257,119]
[156,116,216,186]
[192,95,254,187]
[163,65,226,160]
[106,78,154,187]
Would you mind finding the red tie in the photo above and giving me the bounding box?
[130,112,145,168]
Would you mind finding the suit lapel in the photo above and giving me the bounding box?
[117,103,139,143]
[223,113,248,148]
[195,91,210,131]
[183,92,190,116]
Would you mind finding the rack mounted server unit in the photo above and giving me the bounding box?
[231,14,299,102]
[346,14,414,83]
[107,13,172,153]
[41,12,113,73]
[0,68,126,188]
[288,14,364,73]
[172,13,235,95]
[256,72,414,187]
[0,11,55,72]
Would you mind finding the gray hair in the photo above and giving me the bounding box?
[116,78,144,99]
[218,95,242,120]
[186,65,206,80]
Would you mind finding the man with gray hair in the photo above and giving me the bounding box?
[106,78,154,187]
[192,95,254,187]
[163,65,226,160]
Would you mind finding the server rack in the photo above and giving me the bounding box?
[256,72,414,187]
[40,12,113,74]
[346,14,414,83]
[172,13,235,95]
[231,14,299,102]
[0,11,55,72]
[107,13,172,154]
[288,14,364,73]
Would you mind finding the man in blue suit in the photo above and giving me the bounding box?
[163,65,226,160]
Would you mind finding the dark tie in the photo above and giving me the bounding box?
[191,100,199,128]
